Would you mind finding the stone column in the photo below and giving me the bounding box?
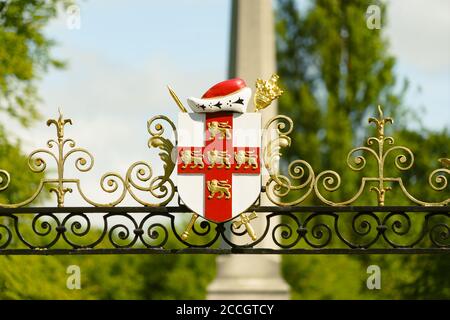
[207,0,290,300]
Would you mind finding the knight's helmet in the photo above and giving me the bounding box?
[187,78,251,113]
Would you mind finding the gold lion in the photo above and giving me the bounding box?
[180,150,204,169]
[207,149,231,169]
[234,150,258,169]
[207,179,231,199]
[208,121,231,140]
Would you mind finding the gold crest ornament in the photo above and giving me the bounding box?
[254,74,284,112]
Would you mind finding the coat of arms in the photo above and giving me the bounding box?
[168,75,283,240]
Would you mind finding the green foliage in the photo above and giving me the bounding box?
[0,218,216,299]
[0,127,44,203]
[0,240,216,299]
[276,0,449,299]
[0,0,68,126]
[283,255,365,299]
[276,0,407,200]
[0,256,88,299]
[138,254,216,299]
[283,254,450,300]
[0,0,448,301]
[0,0,216,300]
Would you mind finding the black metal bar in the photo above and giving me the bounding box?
[0,248,448,255]
[0,205,447,214]
[0,206,448,255]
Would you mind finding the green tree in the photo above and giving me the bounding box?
[0,0,67,126]
[276,0,407,199]
[276,0,449,299]
[0,0,70,199]
[0,1,215,300]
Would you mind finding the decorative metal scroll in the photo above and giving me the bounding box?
[0,110,127,208]
[125,115,177,207]
[0,206,447,254]
[312,106,449,206]
[0,112,177,208]
[0,105,448,208]
[0,105,448,254]
[264,106,449,207]
[263,115,315,206]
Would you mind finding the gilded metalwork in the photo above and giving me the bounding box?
[206,150,231,169]
[429,159,449,193]
[439,158,450,168]
[263,115,315,206]
[0,106,447,209]
[181,213,199,240]
[261,106,448,207]
[180,150,204,169]
[0,206,447,254]
[234,150,258,169]
[167,85,188,113]
[232,212,258,241]
[208,121,231,140]
[0,169,10,192]
[0,95,447,256]
[314,105,450,206]
[0,110,127,208]
[125,115,177,207]
[254,74,284,112]
[0,71,448,256]
[207,179,231,199]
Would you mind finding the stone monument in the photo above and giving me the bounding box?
[207,0,290,300]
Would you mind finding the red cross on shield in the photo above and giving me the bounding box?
[177,112,261,223]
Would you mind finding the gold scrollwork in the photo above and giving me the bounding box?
[314,105,449,206]
[0,110,127,208]
[0,169,10,192]
[125,115,177,206]
[0,105,447,209]
[429,159,449,192]
[263,115,315,206]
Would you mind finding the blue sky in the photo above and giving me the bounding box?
[386,0,450,130]
[51,0,230,73]
[31,0,448,131]
[6,0,449,206]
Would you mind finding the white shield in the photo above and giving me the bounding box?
[176,112,261,223]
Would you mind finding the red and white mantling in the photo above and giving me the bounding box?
[187,78,252,114]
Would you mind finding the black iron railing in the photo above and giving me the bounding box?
[0,107,448,255]
[0,206,448,255]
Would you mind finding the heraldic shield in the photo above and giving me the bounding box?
[177,112,261,223]
[174,78,266,223]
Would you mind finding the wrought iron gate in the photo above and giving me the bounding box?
[0,106,448,255]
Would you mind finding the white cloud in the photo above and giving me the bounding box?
[386,0,450,73]
[6,45,224,206]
